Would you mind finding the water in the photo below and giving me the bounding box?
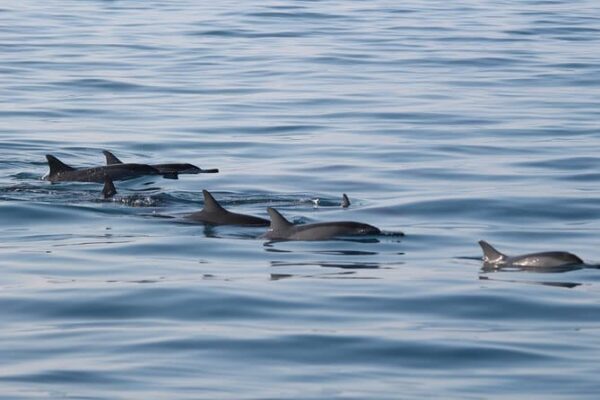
[1,1,600,398]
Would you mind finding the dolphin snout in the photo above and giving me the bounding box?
[181,164,202,173]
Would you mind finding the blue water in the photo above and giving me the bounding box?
[1,1,600,398]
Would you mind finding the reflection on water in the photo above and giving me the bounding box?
[481,262,585,274]
[263,237,381,246]
[313,250,382,257]
[271,260,381,270]
[269,271,370,281]
[479,276,581,289]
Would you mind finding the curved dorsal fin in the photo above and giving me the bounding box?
[46,154,75,176]
[341,193,350,208]
[202,190,227,213]
[478,240,507,263]
[102,150,124,165]
[267,207,293,232]
[102,176,117,199]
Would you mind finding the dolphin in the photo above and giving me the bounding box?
[478,240,584,269]
[102,176,117,199]
[186,190,269,226]
[262,207,381,241]
[103,150,219,179]
[44,154,161,183]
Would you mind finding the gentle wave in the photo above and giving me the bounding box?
[1,0,600,398]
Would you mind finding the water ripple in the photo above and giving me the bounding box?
[2,0,600,398]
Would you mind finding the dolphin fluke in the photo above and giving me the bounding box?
[478,240,507,263]
[46,154,75,177]
[102,176,117,199]
[341,193,350,208]
[102,150,124,165]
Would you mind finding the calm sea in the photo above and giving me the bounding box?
[1,1,600,398]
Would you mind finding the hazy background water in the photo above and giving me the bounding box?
[1,1,600,398]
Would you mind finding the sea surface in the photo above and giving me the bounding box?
[1,1,600,399]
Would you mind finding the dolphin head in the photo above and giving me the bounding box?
[117,163,161,175]
[177,163,202,174]
[153,163,203,178]
[355,224,381,235]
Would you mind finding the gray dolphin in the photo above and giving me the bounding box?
[478,240,584,269]
[186,190,269,226]
[103,150,218,179]
[262,207,381,241]
[44,154,161,183]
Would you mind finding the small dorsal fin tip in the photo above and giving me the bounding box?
[341,193,350,208]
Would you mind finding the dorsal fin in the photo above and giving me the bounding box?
[102,176,117,199]
[341,193,350,208]
[202,190,227,213]
[46,154,75,176]
[102,150,123,165]
[267,207,293,232]
[478,240,507,263]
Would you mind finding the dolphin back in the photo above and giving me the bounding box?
[511,251,584,268]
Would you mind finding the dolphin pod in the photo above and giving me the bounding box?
[101,182,373,237]
[45,154,162,183]
[42,152,592,263]
[45,151,219,183]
